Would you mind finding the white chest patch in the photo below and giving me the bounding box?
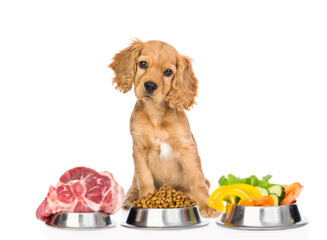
[155,139,171,161]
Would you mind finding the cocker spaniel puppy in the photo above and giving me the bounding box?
[109,39,218,217]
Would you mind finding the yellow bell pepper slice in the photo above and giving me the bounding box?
[208,188,250,213]
[229,184,262,198]
[208,184,262,202]
[208,184,262,213]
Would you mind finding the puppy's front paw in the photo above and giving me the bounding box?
[198,204,220,218]
[123,196,137,210]
[139,188,155,199]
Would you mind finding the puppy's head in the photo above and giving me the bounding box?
[109,39,198,111]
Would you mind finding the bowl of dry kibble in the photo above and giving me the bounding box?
[121,186,208,229]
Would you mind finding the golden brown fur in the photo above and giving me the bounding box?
[109,39,218,217]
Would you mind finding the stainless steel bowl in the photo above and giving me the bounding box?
[216,204,308,230]
[122,206,208,229]
[46,212,116,229]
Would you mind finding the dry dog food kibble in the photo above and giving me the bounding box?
[131,186,196,208]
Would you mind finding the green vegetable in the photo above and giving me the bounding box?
[268,185,285,200]
[218,174,274,190]
[239,177,250,184]
[249,175,259,186]
[227,174,239,185]
[262,175,272,182]
[269,193,280,206]
[255,186,269,196]
[256,175,272,188]
[218,175,229,186]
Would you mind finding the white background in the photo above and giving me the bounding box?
[0,0,326,239]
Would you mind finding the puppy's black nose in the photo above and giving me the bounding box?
[144,81,158,93]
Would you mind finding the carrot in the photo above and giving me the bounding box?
[239,196,274,207]
[239,199,254,206]
[252,196,274,206]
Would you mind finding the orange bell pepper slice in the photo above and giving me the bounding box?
[281,182,303,205]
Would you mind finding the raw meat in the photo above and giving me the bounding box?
[36,167,124,222]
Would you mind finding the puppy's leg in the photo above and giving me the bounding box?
[132,136,155,198]
[177,145,219,218]
[197,179,220,218]
[193,180,219,218]
[123,175,139,210]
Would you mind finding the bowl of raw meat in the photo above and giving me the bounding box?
[36,167,124,229]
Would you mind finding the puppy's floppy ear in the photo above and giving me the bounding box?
[166,54,199,111]
[109,39,143,93]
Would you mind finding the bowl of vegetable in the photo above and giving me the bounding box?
[209,174,308,230]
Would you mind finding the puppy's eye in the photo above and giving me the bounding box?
[163,69,173,77]
[139,61,148,69]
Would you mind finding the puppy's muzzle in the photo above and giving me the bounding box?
[144,81,158,94]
